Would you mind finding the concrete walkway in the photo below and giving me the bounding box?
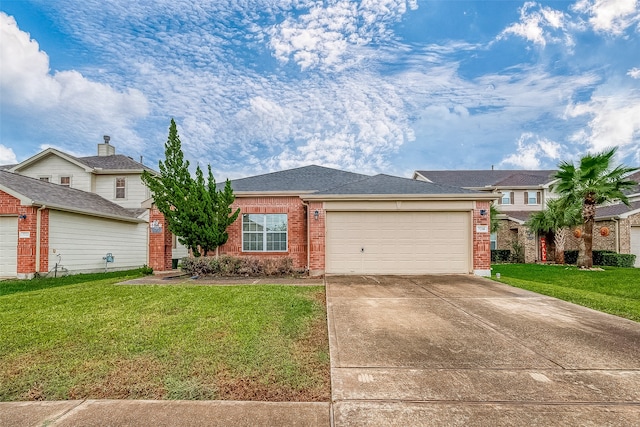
[327,275,640,426]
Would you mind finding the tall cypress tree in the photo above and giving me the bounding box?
[142,119,239,257]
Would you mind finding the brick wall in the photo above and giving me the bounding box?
[148,207,172,271]
[473,201,491,272]
[218,196,308,270]
[1,191,50,277]
[307,201,325,276]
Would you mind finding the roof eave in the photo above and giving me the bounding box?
[28,200,145,223]
[302,193,498,201]
[93,169,156,175]
[234,191,316,197]
[10,148,94,173]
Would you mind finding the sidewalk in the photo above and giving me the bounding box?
[0,400,331,427]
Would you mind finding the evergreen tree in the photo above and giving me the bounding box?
[142,119,240,257]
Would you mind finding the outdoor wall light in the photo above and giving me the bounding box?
[480,209,487,216]
[314,210,319,220]
[18,214,27,220]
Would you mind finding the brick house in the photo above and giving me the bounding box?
[216,166,497,276]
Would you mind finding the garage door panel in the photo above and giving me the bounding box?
[0,217,18,277]
[631,227,640,268]
[326,211,470,274]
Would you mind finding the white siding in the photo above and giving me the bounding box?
[94,174,150,208]
[17,155,92,191]
[172,236,189,259]
[631,227,640,268]
[49,210,147,273]
[0,216,18,277]
[325,211,471,275]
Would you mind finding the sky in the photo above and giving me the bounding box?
[0,0,639,179]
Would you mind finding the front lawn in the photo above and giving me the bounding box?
[0,272,329,401]
[491,264,640,322]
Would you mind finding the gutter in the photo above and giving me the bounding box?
[301,193,499,202]
[35,205,46,273]
[29,200,145,223]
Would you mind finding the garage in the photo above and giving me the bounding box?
[631,227,640,268]
[0,216,18,277]
[325,211,471,274]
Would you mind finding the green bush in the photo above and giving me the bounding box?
[564,250,579,264]
[601,253,637,268]
[491,250,511,263]
[180,255,298,277]
[592,250,615,266]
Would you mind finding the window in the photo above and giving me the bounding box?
[490,232,497,250]
[115,177,126,199]
[242,214,287,252]
[525,191,541,205]
[60,176,71,187]
[39,176,50,182]
[500,191,514,205]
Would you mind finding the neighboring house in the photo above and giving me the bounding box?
[413,169,640,266]
[0,138,183,278]
[215,165,496,276]
[413,169,556,262]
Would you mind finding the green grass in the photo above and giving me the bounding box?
[0,273,329,401]
[491,264,640,322]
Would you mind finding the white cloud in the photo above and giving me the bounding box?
[499,2,573,47]
[0,12,149,154]
[268,0,418,71]
[0,144,17,164]
[501,133,563,169]
[628,67,640,78]
[572,0,640,35]
[565,92,640,155]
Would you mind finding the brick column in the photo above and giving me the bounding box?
[473,201,491,276]
[307,201,325,276]
[17,206,38,278]
[148,207,172,271]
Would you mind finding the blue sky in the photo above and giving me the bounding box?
[1,0,639,179]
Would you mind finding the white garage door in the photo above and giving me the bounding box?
[631,227,640,268]
[0,216,18,277]
[326,211,470,274]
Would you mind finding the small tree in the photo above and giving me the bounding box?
[525,197,581,264]
[142,119,240,257]
[551,147,638,267]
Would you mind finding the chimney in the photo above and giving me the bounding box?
[98,135,116,156]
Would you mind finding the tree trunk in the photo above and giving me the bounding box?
[580,201,596,268]
[554,228,566,264]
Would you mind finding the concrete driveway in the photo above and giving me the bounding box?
[327,275,640,426]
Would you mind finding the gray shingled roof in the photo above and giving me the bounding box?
[416,170,555,188]
[596,201,640,219]
[227,165,369,192]
[0,170,142,221]
[502,210,535,223]
[624,170,640,196]
[314,174,480,195]
[76,154,156,172]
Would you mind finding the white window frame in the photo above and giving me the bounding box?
[60,176,71,187]
[242,213,288,252]
[490,232,497,250]
[526,191,540,205]
[38,176,51,183]
[115,177,126,199]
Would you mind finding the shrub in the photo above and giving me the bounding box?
[139,265,154,275]
[564,250,579,265]
[181,255,297,277]
[510,241,525,263]
[592,250,615,266]
[600,253,637,268]
[491,250,511,263]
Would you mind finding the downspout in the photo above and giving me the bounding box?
[35,205,46,273]
[301,200,310,271]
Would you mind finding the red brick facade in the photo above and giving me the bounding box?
[148,207,172,271]
[1,190,49,277]
[473,201,491,273]
[218,196,308,269]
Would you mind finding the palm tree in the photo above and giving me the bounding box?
[526,198,581,264]
[551,148,638,268]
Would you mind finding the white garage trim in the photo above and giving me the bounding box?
[325,211,471,275]
[631,227,640,268]
[49,210,148,274]
[0,216,18,277]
